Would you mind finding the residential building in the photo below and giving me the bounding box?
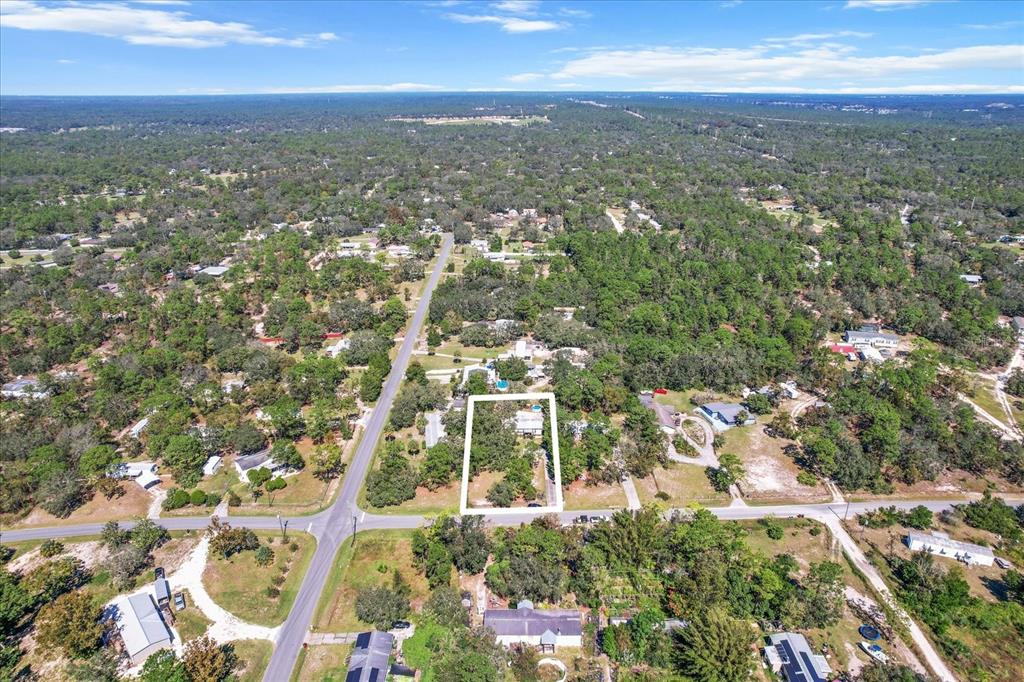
[515,410,545,438]
[906,532,994,567]
[325,338,351,358]
[485,601,582,651]
[109,461,160,489]
[470,238,490,251]
[386,244,412,259]
[844,327,899,349]
[698,402,755,432]
[199,265,229,277]
[109,593,172,666]
[960,273,983,285]
[859,346,885,363]
[234,449,281,477]
[346,631,394,682]
[1,376,49,400]
[763,632,832,682]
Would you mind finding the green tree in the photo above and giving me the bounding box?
[35,590,103,658]
[139,650,188,682]
[183,635,237,682]
[354,585,409,630]
[161,435,206,488]
[672,609,755,682]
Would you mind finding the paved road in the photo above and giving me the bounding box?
[261,233,453,681]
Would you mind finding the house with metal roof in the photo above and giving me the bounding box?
[109,593,172,666]
[234,449,282,477]
[906,532,994,566]
[698,402,755,432]
[483,601,582,651]
[1,376,49,400]
[514,410,545,438]
[346,631,393,682]
[844,328,900,349]
[764,632,832,682]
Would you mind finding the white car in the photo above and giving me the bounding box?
[995,557,1012,569]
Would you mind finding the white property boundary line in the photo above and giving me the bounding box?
[460,392,563,516]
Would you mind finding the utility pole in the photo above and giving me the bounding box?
[277,513,287,541]
[352,514,358,547]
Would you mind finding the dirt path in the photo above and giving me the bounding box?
[604,209,625,234]
[621,476,641,510]
[958,393,1022,442]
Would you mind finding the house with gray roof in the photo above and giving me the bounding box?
[234,448,283,477]
[763,632,832,682]
[483,601,582,651]
[844,327,899,349]
[1,376,49,400]
[109,593,172,666]
[906,531,994,566]
[346,631,393,682]
[698,402,754,432]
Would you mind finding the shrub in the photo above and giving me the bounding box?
[205,492,222,507]
[227,491,242,507]
[760,517,784,540]
[190,490,208,506]
[796,471,818,486]
[655,491,671,501]
[271,574,286,586]
[289,541,298,551]
[265,586,280,598]
[265,477,287,492]
[809,525,822,536]
[7,250,21,259]
[254,545,274,566]
[163,488,190,510]
[40,539,65,558]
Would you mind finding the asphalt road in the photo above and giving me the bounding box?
[260,233,454,681]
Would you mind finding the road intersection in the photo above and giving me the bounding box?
[4,233,1016,682]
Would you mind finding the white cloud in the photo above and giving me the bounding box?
[446,13,564,32]
[56,58,75,64]
[962,20,1024,31]
[505,72,545,82]
[0,1,338,48]
[492,0,539,13]
[552,43,1024,92]
[719,0,743,7]
[559,7,591,18]
[763,30,873,45]
[844,0,937,10]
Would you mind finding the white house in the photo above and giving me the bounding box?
[199,265,229,277]
[906,532,994,566]
[764,632,832,682]
[514,410,545,438]
[470,238,490,251]
[235,449,284,477]
[109,461,161,489]
[960,274,983,285]
[484,601,582,652]
[386,244,412,259]
[325,338,351,358]
[108,593,172,666]
[844,328,899,349]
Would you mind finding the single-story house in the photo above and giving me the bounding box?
[425,411,445,448]
[484,601,582,651]
[325,338,351,358]
[906,532,994,566]
[203,456,223,477]
[461,364,496,386]
[763,632,831,682]
[386,245,412,259]
[109,593,172,666]
[829,343,856,357]
[199,265,229,277]
[779,381,800,399]
[234,449,282,477]
[960,274,983,285]
[514,410,545,438]
[346,631,394,682]
[698,402,754,432]
[485,251,507,262]
[109,461,160,489]
[1,376,49,400]
[844,328,899,349]
[470,239,490,251]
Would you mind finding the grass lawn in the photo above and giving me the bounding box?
[366,482,461,516]
[634,464,730,507]
[563,479,628,511]
[411,352,467,372]
[5,483,152,528]
[968,376,1010,424]
[314,530,430,632]
[229,467,339,517]
[435,340,510,362]
[203,531,316,626]
[402,620,451,682]
[232,640,274,682]
[721,418,830,505]
[292,643,352,682]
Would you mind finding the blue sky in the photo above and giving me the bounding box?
[1,0,1021,95]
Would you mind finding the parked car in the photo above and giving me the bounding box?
[391,620,411,630]
[575,515,589,524]
[995,557,1012,569]
[859,642,888,663]
[173,592,186,610]
[527,502,542,508]
[154,567,165,580]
